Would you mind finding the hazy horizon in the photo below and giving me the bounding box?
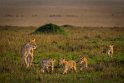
[0,0,124,5]
[0,0,124,27]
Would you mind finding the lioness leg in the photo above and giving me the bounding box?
[28,54,33,68]
[24,56,29,68]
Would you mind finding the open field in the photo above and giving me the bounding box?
[0,26,124,83]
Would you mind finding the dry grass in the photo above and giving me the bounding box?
[0,26,124,83]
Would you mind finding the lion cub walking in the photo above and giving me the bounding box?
[59,58,77,74]
[39,58,56,73]
[107,44,114,57]
[79,56,88,71]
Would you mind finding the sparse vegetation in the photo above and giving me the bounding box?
[0,25,124,83]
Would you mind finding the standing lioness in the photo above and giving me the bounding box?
[21,39,37,68]
[59,58,77,74]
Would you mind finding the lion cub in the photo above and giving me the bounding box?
[59,58,77,74]
[79,56,88,71]
[39,58,56,73]
[107,44,114,57]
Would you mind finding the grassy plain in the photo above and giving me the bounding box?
[0,26,124,83]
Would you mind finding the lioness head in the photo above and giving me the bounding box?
[29,38,37,50]
[29,38,36,44]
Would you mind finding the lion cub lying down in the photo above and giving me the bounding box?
[59,58,77,74]
[39,58,56,73]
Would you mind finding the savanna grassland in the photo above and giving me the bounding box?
[0,26,124,83]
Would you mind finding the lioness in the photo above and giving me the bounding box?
[21,39,37,68]
[59,58,77,74]
[107,44,114,57]
[79,56,88,71]
[39,58,56,73]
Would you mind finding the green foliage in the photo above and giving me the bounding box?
[33,23,66,34]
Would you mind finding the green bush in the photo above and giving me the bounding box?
[33,23,65,34]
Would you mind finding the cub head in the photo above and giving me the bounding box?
[79,56,85,64]
[109,44,114,49]
[59,58,65,65]
[49,58,56,65]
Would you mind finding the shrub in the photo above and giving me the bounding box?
[33,23,65,34]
